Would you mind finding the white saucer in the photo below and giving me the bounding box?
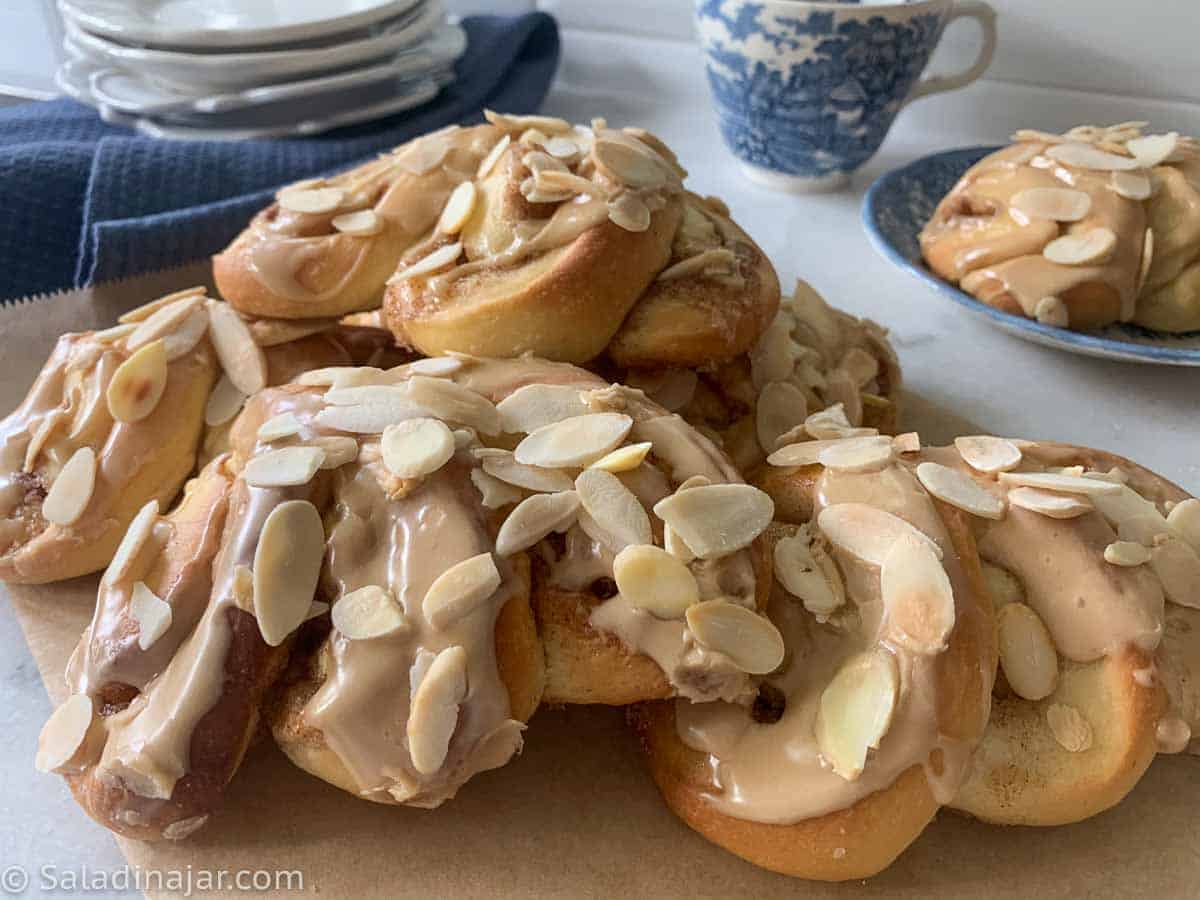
[58,0,423,50]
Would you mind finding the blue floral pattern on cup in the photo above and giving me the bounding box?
[695,0,996,191]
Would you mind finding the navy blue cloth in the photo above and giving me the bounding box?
[0,13,559,302]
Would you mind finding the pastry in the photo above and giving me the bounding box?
[36,356,780,834]
[632,435,996,880]
[921,123,1200,332]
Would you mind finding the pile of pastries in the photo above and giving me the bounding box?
[4,113,1195,881]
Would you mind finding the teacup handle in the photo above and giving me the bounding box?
[904,0,997,107]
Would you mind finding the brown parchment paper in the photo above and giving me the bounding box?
[1,268,1197,899]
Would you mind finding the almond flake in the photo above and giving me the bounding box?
[612,544,698,619]
[311,435,359,469]
[118,286,206,324]
[106,339,168,423]
[1043,227,1118,266]
[1126,132,1178,168]
[332,209,383,237]
[608,193,651,232]
[496,491,581,556]
[246,315,336,349]
[817,435,895,473]
[22,410,62,472]
[398,357,465,378]
[304,600,330,622]
[422,551,503,631]
[840,347,880,387]
[1046,703,1093,752]
[471,468,523,509]
[880,534,956,655]
[1117,511,1169,546]
[381,418,455,479]
[749,317,796,388]
[817,503,942,566]
[278,186,345,214]
[408,645,468,775]
[1138,228,1155,293]
[575,468,652,552]
[954,435,1022,473]
[893,432,921,454]
[242,446,326,487]
[257,412,303,442]
[92,322,138,344]
[804,404,876,440]
[514,413,632,469]
[999,470,1121,496]
[767,438,853,468]
[544,136,580,159]
[1011,187,1092,222]
[1150,536,1200,609]
[438,182,477,235]
[497,383,588,434]
[916,462,1005,519]
[816,649,899,781]
[103,499,159,585]
[253,500,325,646]
[298,366,385,388]
[983,562,1025,609]
[588,441,652,473]
[406,376,501,435]
[1166,498,1200,552]
[126,295,204,352]
[1034,295,1070,327]
[756,381,809,453]
[314,397,429,434]
[1007,486,1094,519]
[664,524,694,563]
[1104,540,1151,566]
[42,446,96,526]
[130,581,172,651]
[333,585,409,639]
[686,599,784,673]
[476,134,511,179]
[1111,171,1153,200]
[35,693,94,774]
[652,484,773,560]
[391,242,462,282]
[395,132,451,175]
[163,307,210,360]
[208,301,267,395]
[593,138,666,189]
[998,602,1058,701]
[774,529,845,619]
[1046,142,1139,171]
[482,451,574,493]
[484,110,571,135]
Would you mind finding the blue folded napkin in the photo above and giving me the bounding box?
[0,13,560,303]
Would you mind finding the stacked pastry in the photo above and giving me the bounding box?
[7,113,1196,883]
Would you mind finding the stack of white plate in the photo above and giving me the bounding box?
[55,0,466,140]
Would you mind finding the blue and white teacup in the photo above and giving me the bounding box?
[695,0,997,191]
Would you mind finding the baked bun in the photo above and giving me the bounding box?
[633,441,996,881]
[383,114,779,365]
[214,125,502,320]
[921,123,1200,332]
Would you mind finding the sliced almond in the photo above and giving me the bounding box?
[982,561,1025,609]
[756,382,809,453]
[304,600,330,622]
[1119,512,1168,545]
[774,529,845,619]
[126,295,204,352]
[653,484,773,560]
[298,366,385,388]
[998,602,1058,700]
[892,432,921,454]
[749,317,796,388]
[35,693,95,774]
[496,491,581,556]
[514,413,633,469]
[1126,132,1178,168]
[1111,171,1153,201]
[916,461,1005,520]
[208,301,267,395]
[1007,486,1094,519]
[1046,703,1093,752]
[92,322,138,344]
[1034,295,1070,327]
[314,398,426,434]
[103,499,159,585]
[118,286,206,324]
[1010,187,1092,222]
[496,383,588,434]
[307,435,357,469]
[686,599,784,673]
[476,134,511,179]
[817,503,942,566]
[323,384,414,406]
[817,435,895,473]
[381,418,455,479]
[999,470,1121,496]
[593,138,666,188]
[331,585,410,643]
[242,446,325,488]
[278,186,344,214]
[106,338,168,423]
[422,552,502,630]
[768,438,850,468]
[252,499,326,646]
[804,403,853,440]
[129,581,172,651]
[396,132,451,175]
[664,524,694,563]
[816,649,899,781]
[163,306,210,361]
[1138,227,1155,293]
[407,645,468,775]
[257,412,303,442]
[575,468,652,552]
[1104,540,1152,567]
[22,410,62,473]
[42,446,96,526]
[470,468,523,509]
[482,451,575,493]
[438,181,477,235]
[398,357,465,378]
[1166,498,1200,552]
[484,110,571,135]
[1043,227,1118,266]
[588,441,652,473]
[954,435,1022,473]
[246,316,336,348]
[406,375,501,436]
[880,535,955,655]
[391,242,462,282]
[544,136,580,159]
[1046,142,1139,171]
[607,193,651,232]
[1150,535,1200,610]
[612,544,698,619]
[332,209,383,237]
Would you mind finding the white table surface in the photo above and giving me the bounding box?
[1,26,1198,898]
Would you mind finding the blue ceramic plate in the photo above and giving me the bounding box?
[862,146,1200,366]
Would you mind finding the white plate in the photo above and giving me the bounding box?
[58,0,422,50]
[62,1,446,92]
[85,26,464,116]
